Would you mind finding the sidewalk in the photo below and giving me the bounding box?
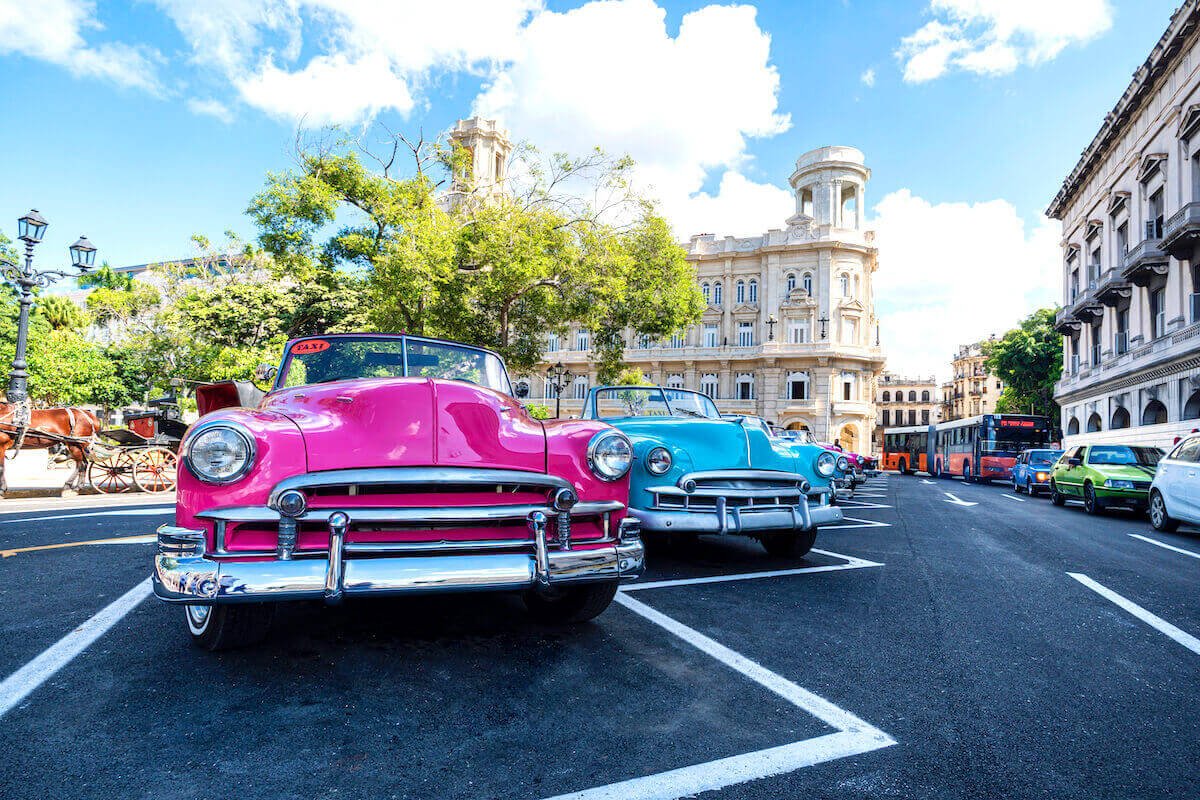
[0,450,172,503]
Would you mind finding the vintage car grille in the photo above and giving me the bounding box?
[650,470,811,511]
[200,467,622,556]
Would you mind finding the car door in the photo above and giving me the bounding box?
[1060,446,1086,496]
[1173,436,1200,522]
[1014,452,1027,484]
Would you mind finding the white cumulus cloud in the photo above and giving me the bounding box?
[0,0,162,92]
[897,0,1113,83]
[474,0,791,235]
[187,97,234,123]
[860,67,876,87]
[871,188,1061,379]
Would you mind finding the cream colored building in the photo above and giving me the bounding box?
[944,340,1003,421]
[876,373,940,446]
[1048,1,1200,449]
[531,146,886,455]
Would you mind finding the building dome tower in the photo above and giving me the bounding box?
[788,146,869,230]
[448,117,512,197]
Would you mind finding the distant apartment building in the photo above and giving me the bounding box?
[943,339,1003,421]
[875,372,940,448]
[1048,1,1200,448]
[527,145,887,455]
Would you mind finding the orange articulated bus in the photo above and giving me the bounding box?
[885,414,1054,481]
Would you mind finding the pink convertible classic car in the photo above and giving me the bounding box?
[153,333,644,650]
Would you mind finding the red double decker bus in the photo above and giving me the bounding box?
[932,414,1054,482]
[883,414,1054,481]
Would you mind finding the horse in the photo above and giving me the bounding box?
[0,405,103,497]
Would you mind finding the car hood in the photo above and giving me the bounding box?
[1091,462,1158,480]
[608,417,797,471]
[260,377,546,473]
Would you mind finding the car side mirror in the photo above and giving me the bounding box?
[1067,457,1081,467]
[514,383,529,399]
[254,363,278,383]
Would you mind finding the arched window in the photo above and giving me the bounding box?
[700,374,718,398]
[921,390,930,402]
[667,374,685,389]
[713,281,723,306]
[839,273,849,297]
[1111,407,1130,429]
[802,273,813,295]
[1086,413,1102,433]
[882,391,891,402]
[1067,417,1080,435]
[572,376,588,400]
[735,280,745,303]
[908,390,917,402]
[841,372,855,401]
[748,279,758,303]
[1185,390,1200,420]
[1142,399,1168,426]
[701,282,711,304]
[736,373,754,400]
[786,273,796,293]
[787,371,809,400]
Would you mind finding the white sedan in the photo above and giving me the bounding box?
[1149,433,1200,531]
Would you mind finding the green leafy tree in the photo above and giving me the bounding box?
[985,307,1063,419]
[77,263,134,291]
[35,295,89,330]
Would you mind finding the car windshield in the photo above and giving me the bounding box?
[1088,445,1162,466]
[592,387,720,419]
[279,336,511,394]
[1028,449,1064,465]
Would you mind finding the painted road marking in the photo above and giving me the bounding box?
[544,593,895,799]
[1068,572,1200,657]
[0,579,153,718]
[921,479,936,485]
[835,498,892,509]
[1001,494,1025,503]
[942,493,978,507]
[0,507,172,525]
[622,549,883,592]
[1,534,156,558]
[823,516,891,531]
[1129,534,1200,561]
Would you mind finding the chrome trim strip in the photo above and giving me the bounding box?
[650,486,807,499]
[631,503,841,535]
[679,469,811,484]
[267,466,572,508]
[344,536,617,555]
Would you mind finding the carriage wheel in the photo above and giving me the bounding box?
[134,447,178,493]
[88,450,137,494]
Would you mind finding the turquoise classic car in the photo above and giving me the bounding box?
[582,386,844,557]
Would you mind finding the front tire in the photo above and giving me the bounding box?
[185,604,274,651]
[1026,478,1037,496]
[524,580,619,624]
[1050,481,1065,506]
[760,529,817,558]
[1150,491,1180,532]
[963,463,973,483]
[1083,482,1104,515]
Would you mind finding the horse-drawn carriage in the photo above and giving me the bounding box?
[87,394,189,494]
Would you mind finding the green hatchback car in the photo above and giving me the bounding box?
[1049,444,1164,514]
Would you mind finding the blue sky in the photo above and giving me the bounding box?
[0,0,1176,375]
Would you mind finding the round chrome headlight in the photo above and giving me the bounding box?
[587,430,633,481]
[836,456,850,473]
[646,446,673,475]
[184,423,255,484]
[815,451,837,477]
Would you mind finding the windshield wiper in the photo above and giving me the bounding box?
[673,407,706,418]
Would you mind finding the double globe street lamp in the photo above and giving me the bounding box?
[0,209,98,406]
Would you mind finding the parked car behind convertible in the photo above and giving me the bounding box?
[153,333,645,650]
[1011,448,1064,495]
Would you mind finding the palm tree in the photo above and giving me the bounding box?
[36,294,89,330]
[77,263,133,292]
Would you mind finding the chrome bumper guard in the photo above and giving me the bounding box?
[153,510,644,605]
[634,470,843,536]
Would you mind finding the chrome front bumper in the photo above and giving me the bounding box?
[634,469,843,536]
[153,512,645,605]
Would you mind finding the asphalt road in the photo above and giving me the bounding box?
[1,476,1198,799]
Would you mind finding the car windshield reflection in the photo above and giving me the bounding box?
[592,387,720,419]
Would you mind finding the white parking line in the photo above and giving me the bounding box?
[0,507,173,525]
[835,498,892,509]
[823,516,891,530]
[0,578,152,718]
[621,549,883,591]
[543,593,895,799]
[1129,534,1200,560]
[1001,494,1025,503]
[1067,572,1200,656]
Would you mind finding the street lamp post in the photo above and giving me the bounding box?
[1,209,97,407]
[544,361,575,419]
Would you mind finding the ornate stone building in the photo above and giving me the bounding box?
[1048,1,1200,449]
[875,373,940,447]
[530,146,886,455]
[943,339,1003,421]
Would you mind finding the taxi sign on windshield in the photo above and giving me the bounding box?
[291,339,331,355]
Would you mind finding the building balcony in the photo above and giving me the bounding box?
[1053,307,1082,335]
[1069,282,1104,323]
[1162,201,1200,259]
[1121,236,1169,287]
[1095,268,1133,307]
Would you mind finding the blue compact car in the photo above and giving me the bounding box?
[1011,448,1064,495]
[583,386,844,557]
